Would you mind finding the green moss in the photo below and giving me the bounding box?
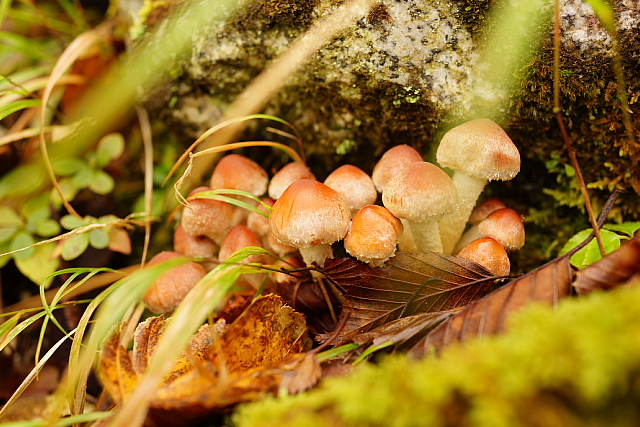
[235,281,640,427]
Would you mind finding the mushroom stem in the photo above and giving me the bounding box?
[298,244,333,277]
[439,172,487,255]
[408,220,444,253]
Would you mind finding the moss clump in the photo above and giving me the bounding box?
[235,281,640,427]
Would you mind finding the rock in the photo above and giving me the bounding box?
[131,0,640,219]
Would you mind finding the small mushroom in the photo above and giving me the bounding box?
[324,165,377,217]
[210,154,269,197]
[173,224,217,259]
[181,186,234,245]
[269,179,350,272]
[382,162,457,253]
[344,205,403,267]
[468,198,507,225]
[218,225,267,289]
[268,162,316,200]
[436,119,520,254]
[454,208,525,254]
[142,251,206,314]
[371,144,423,193]
[457,237,510,277]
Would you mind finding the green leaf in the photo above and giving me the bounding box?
[60,214,86,230]
[0,206,23,227]
[10,230,35,260]
[50,177,80,208]
[35,219,61,237]
[0,163,46,198]
[89,228,109,249]
[71,163,93,188]
[61,233,89,261]
[22,194,50,217]
[15,242,60,287]
[560,229,626,269]
[25,208,50,230]
[0,98,41,120]
[96,133,125,167]
[603,222,640,237]
[0,226,18,244]
[89,170,114,194]
[52,158,85,176]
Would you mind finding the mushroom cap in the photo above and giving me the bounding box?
[143,251,206,313]
[372,144,423,192]
[324,165,377,214]
[269,179,351,248]
[268,162,316,200]
[181,186,234,244]
[344,205,403,264]
[469,198,507,225]
[477,208,525,251]
[436,118,520,181]
[247,197,275,237]
[382,162,457,222]
[218,225,264,264]
[457,237,510,276]
[173,224,217,259]
[210,154,269,196]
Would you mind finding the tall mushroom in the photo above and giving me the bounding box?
[269,179,350,272]
[382,162,457,253]
[436,119,520,255]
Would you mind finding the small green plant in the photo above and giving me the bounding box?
[560,221,640,269]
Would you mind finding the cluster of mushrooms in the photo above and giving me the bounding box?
[143,118,525,314]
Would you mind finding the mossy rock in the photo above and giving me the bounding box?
[234,280,640,427]
[130,0,640,269]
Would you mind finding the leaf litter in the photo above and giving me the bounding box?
[98,219,640,423]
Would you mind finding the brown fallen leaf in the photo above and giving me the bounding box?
[99,294,314,425]
[322,253,497,344]
[352,310,460,349]
[573,236,640,295]
[409,254,575,358]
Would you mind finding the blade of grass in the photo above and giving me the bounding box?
[106,247,264,426]
[184,189,271,219]
[39,20,117,220]
[0,327,78,420]
[164,114,304,187]
[0,99,41,120]
[0,411,113,427]
[136,106,154,267]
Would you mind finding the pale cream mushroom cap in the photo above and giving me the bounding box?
[437,118,520,181]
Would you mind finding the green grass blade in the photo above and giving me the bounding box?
[0,411,113,427]
[0,99,41,120]
[189,189,271,218]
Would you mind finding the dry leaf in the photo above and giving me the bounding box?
[99,294,313,425]
[409,255,575,358]
[323,253,497,344]
[573,236,640,294]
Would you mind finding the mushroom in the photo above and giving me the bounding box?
[218,225,267,289]
[457,237,510,277]
[142,251,206,314]
[382,162,457,253]
[454,207,525,254]
[269,179,350,272]
[436,119,520,254]
[246,197,275,238]
[173,224,217,259]
[468,198,507,225]
[181,186,234,245]
[324,165,378,217]
[210,154,269,197]
[371,144,423,193]
[344,205,403,267]
[268,162,316,200]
